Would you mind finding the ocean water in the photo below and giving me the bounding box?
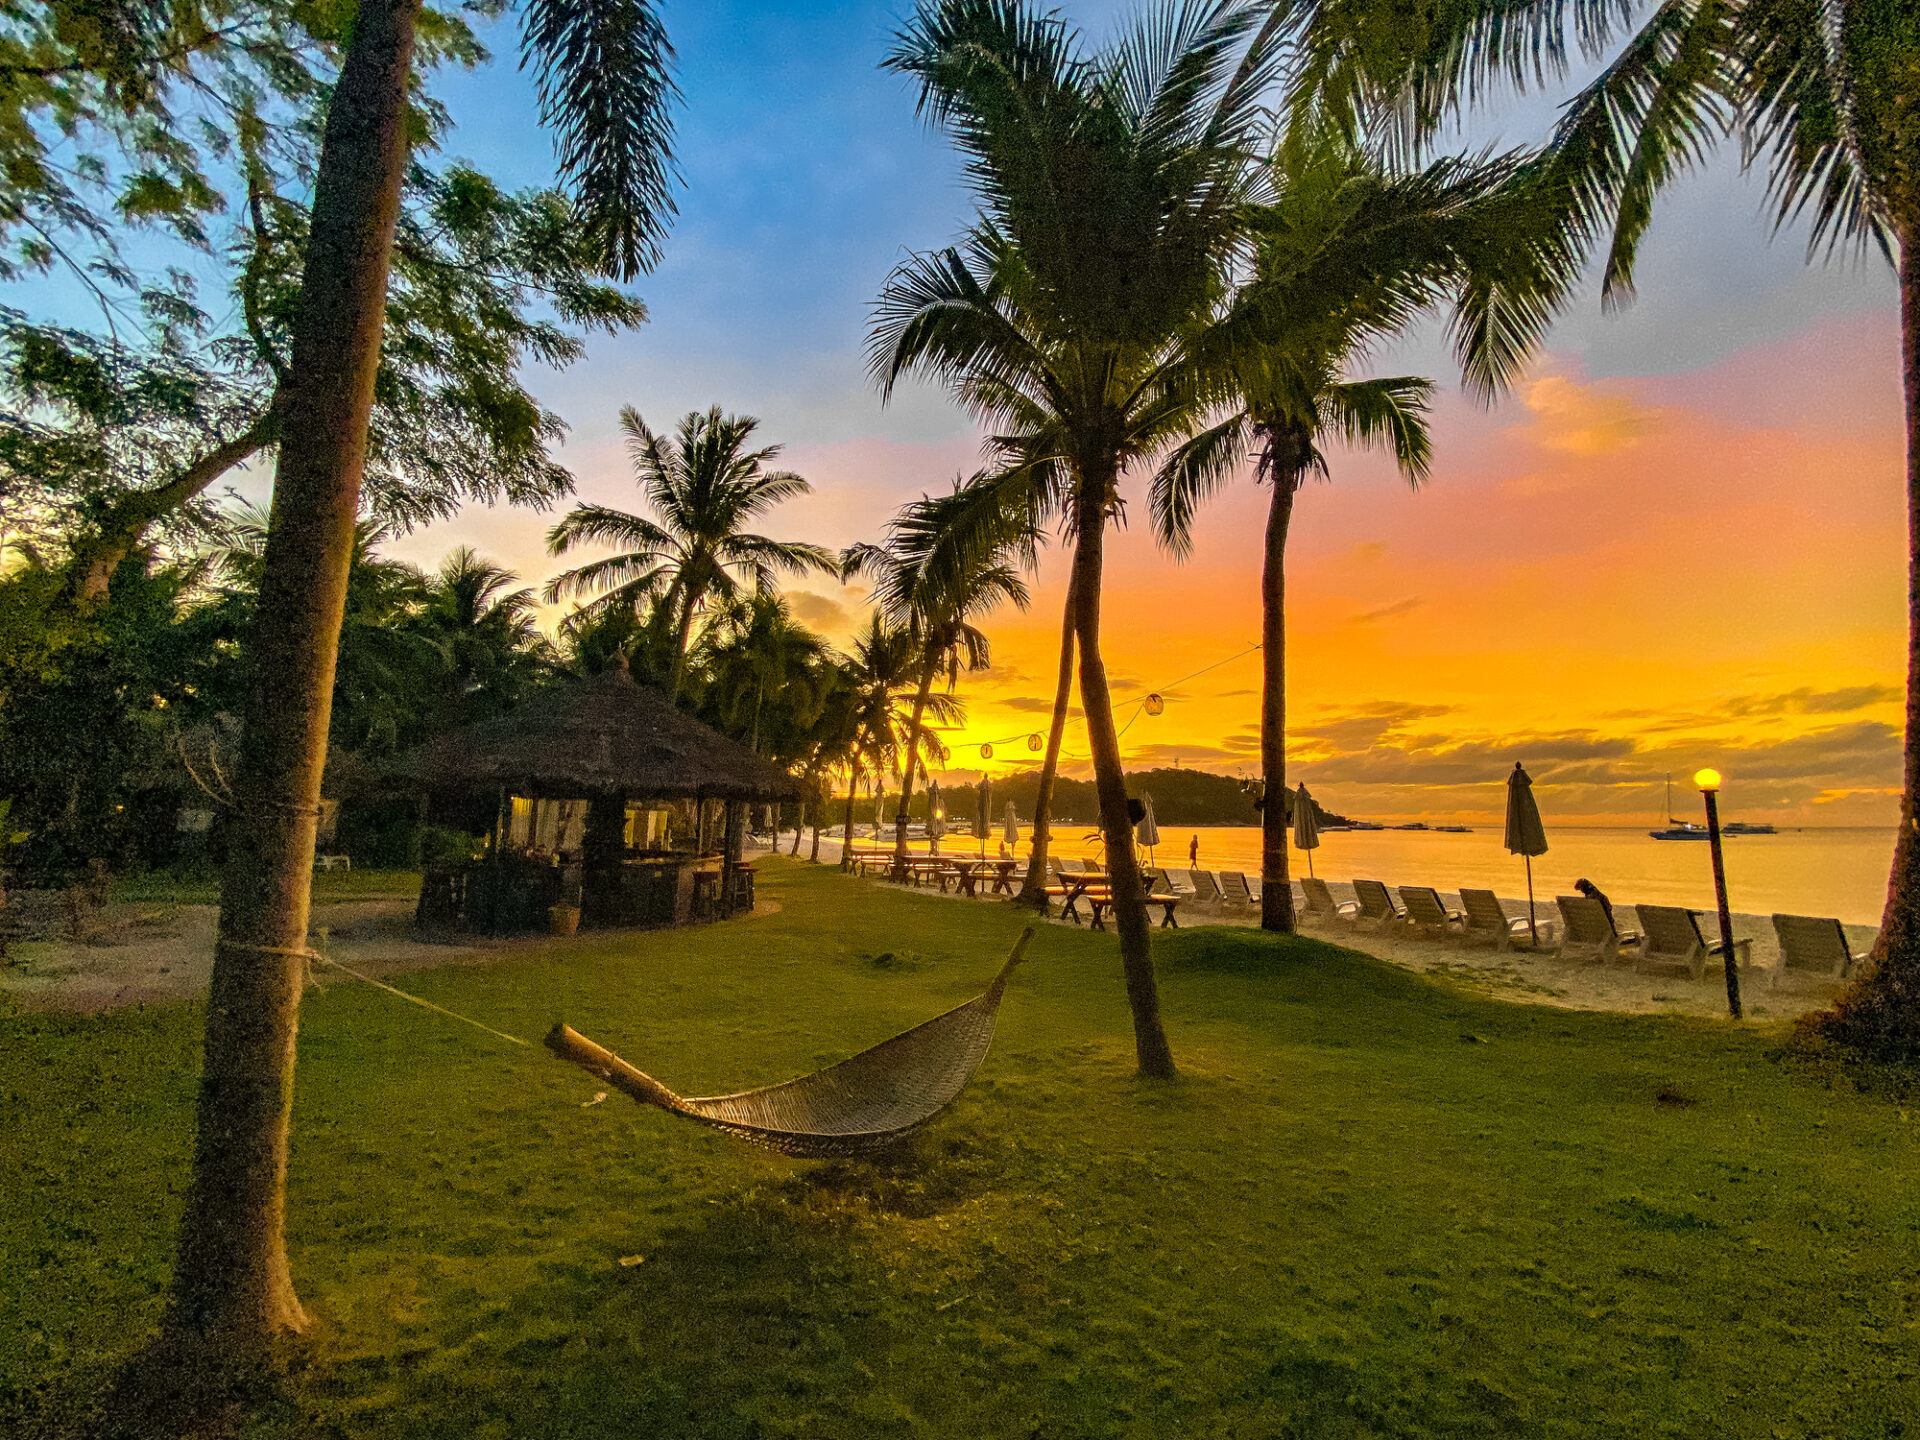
[1040,825,1899,926]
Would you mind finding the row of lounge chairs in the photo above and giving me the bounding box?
[1298,876,1868,987]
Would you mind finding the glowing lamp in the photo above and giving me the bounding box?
[1027,733,1043,751]
[1144,693,1164,715]
[1694,768,1722,792]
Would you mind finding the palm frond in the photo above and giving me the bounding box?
[1322,376,1434,483]
[1150,410,1251,555]
[521,0,680,280]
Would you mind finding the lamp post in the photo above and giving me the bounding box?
[1695,768,1742,1019]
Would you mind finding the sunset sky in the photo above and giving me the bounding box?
[367,0,1904,828]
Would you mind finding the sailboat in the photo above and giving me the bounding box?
[1648,774,1709,840]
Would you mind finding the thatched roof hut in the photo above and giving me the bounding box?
[393,656,798,802]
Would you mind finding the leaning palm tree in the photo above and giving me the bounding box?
[545,406,836,699]
[875,0,1284,1075]
[1155,126,1580,931]
[843,476,1031,877]
[148,0,677,1391]
[1262,0,1919,1052]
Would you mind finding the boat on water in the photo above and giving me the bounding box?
[1647,776,1776,839]
[1433,825,1473,833]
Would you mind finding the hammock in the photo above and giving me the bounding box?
[545,929,1033,1157]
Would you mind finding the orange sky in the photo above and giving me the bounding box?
[390,304,1907,829]
[771,308,1909,827]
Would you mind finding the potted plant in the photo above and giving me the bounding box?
[548,902,581,937]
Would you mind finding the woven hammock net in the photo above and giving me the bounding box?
[546,931,1031,1158]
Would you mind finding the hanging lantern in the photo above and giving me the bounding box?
[980,742,994,759]
[1027,733,1043,751]
[1144,693,1165,715]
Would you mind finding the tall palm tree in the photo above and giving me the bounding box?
[844,477,1031,877]
[1155,126,1579,931]
[875,0,1284,1075]
[1263,0,1919,1051]
[544,405,836,699]
[154,0,676,1385]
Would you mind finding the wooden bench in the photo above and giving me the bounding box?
[1084,891,1180,930]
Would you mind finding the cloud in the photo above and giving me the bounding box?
[785,588,851,631]
[1347,541,1387,563]
[1000,696,1082,717]
[1350,597,1422,625]
[1517,373,1663,457]
[1723,685,1900,717]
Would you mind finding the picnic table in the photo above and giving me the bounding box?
[1048,871,1181,929]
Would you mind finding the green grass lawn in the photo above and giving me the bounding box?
[109,867,424,906]
[4,859,1917,1438]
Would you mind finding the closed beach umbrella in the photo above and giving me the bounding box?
[1505,762,1549,942]
[975,774,992,856]
[1003,800,1020,849]
[1293,782,1321,877]
[1135,794,1161,866]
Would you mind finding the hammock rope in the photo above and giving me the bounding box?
[546,928,1034,1157]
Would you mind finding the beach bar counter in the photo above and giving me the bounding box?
[392,654,797,936]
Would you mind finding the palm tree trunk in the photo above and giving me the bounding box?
[1016,573,1077,907]
[1070,474,1175,1077]
[668,588,698,700]
[1825,220,1920,1062]
[840,764,859,869]
[790,800,804,856]
[893,662,936,877]
[1260,436,1309,933]
[809,803,822,863]
[155,0,421,1375]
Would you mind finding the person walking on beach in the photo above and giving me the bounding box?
[1573,878,1615,928]
[1189,834,1199,867]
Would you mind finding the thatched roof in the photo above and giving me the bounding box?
[392,657,799,802]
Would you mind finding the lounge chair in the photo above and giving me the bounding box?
[1555,895,1641,964]
[1189,870,1225,905]
[1350,879,1407,930]
[1299,876,1359,925]
[1398,886,1463,940]
[1458,889,1538,949]
[1770,914,1870,987]
[1635,905,1751,981]
[1219,872,1255,908]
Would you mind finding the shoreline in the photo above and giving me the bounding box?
[773,836,1858,1022]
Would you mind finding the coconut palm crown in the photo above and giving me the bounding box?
[544,405,836,698]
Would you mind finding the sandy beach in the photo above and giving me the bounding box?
[785,837,1864,1022]
[0,851,1861,1023]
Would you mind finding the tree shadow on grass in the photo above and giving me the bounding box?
[283,1125,1034,1440]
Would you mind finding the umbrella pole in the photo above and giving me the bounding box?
[1525,854,1537,944]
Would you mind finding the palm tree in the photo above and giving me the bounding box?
[694,592,833,757]
[414,547,550,730]
[153,0,676,1386]
[874,0,1284,1075]
[1155,127,1579,931]
[838,613,931,865]
[544,405,836,699]
[843,478,1031,877]
[1263,0,1919,1053]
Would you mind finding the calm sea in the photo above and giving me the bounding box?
[1037,825,1898,926]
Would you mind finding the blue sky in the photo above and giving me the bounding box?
[398,0,1892,574]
